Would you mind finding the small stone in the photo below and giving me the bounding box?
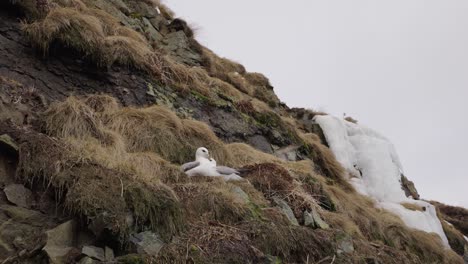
[337,234,354,254]
[105,246,115,261]
[82,246,105,261]
[142,17,163,41]
[304,209,330,229]
[130,231,165,256]
[311,208,329,229]
[79,256,98,264]
[4,184,33,208]
[272,197,299,226]
[43,220,77,264]
[230,186,249,203]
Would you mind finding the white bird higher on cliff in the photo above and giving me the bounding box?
[181,147,243,181]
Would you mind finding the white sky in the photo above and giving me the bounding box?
[168,0,468,208]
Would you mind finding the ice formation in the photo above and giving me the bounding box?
[315,115,449,247]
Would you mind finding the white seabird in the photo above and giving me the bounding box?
[181,147,243,181]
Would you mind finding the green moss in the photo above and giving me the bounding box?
[247,200,264,220]
[129,12,143,19]
[190,90,210,103]
[117,254,149,264]
[254,112,282,128]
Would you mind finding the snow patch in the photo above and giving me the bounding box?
[315,115,449,247]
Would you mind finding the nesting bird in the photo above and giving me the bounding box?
[181,147,243,181]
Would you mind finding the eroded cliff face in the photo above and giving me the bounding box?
[0,1,466,263]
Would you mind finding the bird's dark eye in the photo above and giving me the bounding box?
[202,150,206,153]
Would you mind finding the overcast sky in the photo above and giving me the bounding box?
[169,0,468,208]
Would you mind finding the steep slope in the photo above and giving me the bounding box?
[0,0,466,263]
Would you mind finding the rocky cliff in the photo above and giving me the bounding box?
[0,0,467,263]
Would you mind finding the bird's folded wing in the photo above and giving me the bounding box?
[216,166,240,175]
[181,161,200,172]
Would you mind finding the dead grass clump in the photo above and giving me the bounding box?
[82,94,120,114]
[300,133,352,190]
[22,5,166,78]
[431,201,468,235]
[244,72,270,87]
[247,221,335,263]
[244,72,280,107]
[102,36,164,75]
[242,163,294,198]
[163,57,213,97]
[223,72,254,95]
[400,202,425,212]
[123,152,185,184]
[241,162,319,218]
[158,221,263,264]
[106,105,184,161]
[345,116,358,124]
[323,185,393,239]
[17,131,184,241]
[201,48,246,76]
[441,218,466,256]
[225,143,281,167]
[384,226,462,263]
[234,100,256,115]
[42,96,112,143]
[23,7,106,55]
[210,78,244,101]
[174,179,252,224]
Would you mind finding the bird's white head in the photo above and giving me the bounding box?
[209,158,217,166]
[195,147,210,161]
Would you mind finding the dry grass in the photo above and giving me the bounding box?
[300,133,352,190]
[320,183,464,263]
[244,72,280,106]
[174,179,253,224]
[242,163,319,219]
[400,202,425,212]
[42,96,111,142]
[201,47,246,76]
[43,96,232,165]
[431,201,468,235]
[344,116,358,124]
[223,72,254,95]
[7,92,465,263]
[22,5,166,79]
[16,130,184,242]
[225,143,281,167]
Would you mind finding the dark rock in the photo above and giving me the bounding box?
[79,256,99,264]
[247,135,272,154]
[105,246,115,261]
[304,209,329,229]
[142,17,163,42]
[4,184,33,208]
[130,231,165,256]
[272,197,298,226]
[274,145,301,161]
[82,246,105,261]
[163,31,202,66]
[400,174,420,200]
[43,220,77,264]
[230,186,249,203]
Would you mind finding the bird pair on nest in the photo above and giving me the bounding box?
[181,147,243,181]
